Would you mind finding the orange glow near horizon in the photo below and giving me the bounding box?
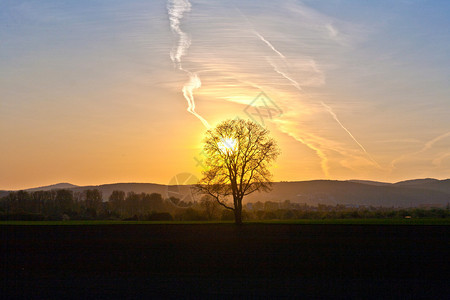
[1,1,449,190]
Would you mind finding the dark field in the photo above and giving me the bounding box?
[2,224,449,298]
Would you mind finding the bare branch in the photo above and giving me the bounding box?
[196,119,280,223]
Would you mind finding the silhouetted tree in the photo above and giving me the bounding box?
[31,191,47,214]
[109,190,125,216]
[200,195,220,220]
[196,119,280,224]
[84,189,102,218]
[142,193,164,212]
[169,196,180,206]
[55,189,74,214]
[125,192,140,217]
[15,191,30,213]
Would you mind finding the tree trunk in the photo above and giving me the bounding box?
[234,198,243,225]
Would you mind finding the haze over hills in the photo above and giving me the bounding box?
[71,183,169,200]
[25,183,79,192]
[347,180,392,186]
[394,178,442,186]
[1,179,449,208]
[245,180,449,207]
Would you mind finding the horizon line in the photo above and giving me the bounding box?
[2,177,448,192]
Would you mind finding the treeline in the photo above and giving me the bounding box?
[0,189,181,221]
[0,189,449,221]
[1,189,107,221]
[245,201,450,220]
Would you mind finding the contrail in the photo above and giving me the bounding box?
[319,101,381,168]
[296,135,330,177]
[182,71,210,127]
[233,7,378,174]
[432,152,450,167]
[391,131,450,169]
[254,28,380,168]
[423,131,450,152]
[254,31,286,59]
[265,57,302,91]
[167,0,210,128]
[276,121,330,177]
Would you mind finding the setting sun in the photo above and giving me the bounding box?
[218,137,238,154]
[1,0,449,189]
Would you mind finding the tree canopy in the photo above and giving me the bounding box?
[196,119,280,224]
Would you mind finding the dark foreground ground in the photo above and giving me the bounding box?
[1,224,449,299]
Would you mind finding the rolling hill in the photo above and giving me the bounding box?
[26,183,79,192]
[244,180,449,207]
[1,179,449,207]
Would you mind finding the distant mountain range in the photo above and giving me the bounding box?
[1,179,449,207]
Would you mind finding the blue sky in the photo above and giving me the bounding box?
[1,0,449,189]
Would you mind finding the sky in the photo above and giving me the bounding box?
[1,0,449,190]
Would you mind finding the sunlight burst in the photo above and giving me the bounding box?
[218,137,238,153]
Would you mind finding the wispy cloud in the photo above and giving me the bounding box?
[285,1,360,46]
[164,0,447,180]
[432,152,450,167]
[235,6,380,175]
[391,131,450,169]
[161,1,381,177]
